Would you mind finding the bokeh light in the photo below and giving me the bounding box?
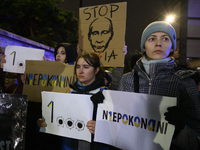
[165,15,175,23]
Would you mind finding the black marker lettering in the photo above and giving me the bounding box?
[83,8,91,20]
[108,50,118,62]
[91,6,98,18]
[99,5,108,17]
[110,4,119,18]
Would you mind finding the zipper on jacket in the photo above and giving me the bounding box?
[148,68,154,94]
[137,65,152,94]
[148,79,151,94]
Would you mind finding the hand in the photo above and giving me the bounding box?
[77,45,80,54]
[164,106,186,135]
[86,120,96,134]
[90,91,105,104]
[20,74,26,83]
[43,56,46,61]
[37,118,47,127]
[123,42,127,56]
[1,55,6,68]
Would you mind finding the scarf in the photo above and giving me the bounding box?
[142,56,171,75]
[76,80,94,93]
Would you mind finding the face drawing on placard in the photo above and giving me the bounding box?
[88,17,114,53]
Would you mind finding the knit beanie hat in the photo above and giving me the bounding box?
[140,21,176,52]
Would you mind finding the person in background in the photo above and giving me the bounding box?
[110,43,127,90]
[129,50,143,72]
[26,43,79,150]
[0,55,24,94]
[0,52,44,150]
[54,43,77,64]
[104,70,113,88]
[0,43,77,149]
[118,21,200,149]
[35,42,78,150]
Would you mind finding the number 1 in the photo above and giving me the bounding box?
[10,51,16,65]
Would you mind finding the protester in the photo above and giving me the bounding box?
[0,53,41,150]
[34,42,78,150]
[104,70,113,87]
[0,43,78,150]
[76,43,127,90]
[129,50,143,72]
[107,42,127,90]
[37,51,119,150]
[26,42,78,150]
[0,55,7,92]
[0,55,24,94]
[118,21,200,149]
[54,42,77,64]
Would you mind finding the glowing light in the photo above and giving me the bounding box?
[165,15,175,23]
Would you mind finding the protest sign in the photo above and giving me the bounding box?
[94,90,177,150]
[22,60,75,102]
[79,2,127,67]
[40,91,93,142]
[0,93,28,150]
[4,46,44,73]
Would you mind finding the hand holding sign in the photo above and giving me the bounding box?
[164,106,187,137]
[37,118,47,127]
[86,120,96,134]
[0,55,6,68]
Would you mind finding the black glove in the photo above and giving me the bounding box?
[164,106,187,137]
[90,91,105,105]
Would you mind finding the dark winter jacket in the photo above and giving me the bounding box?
[6,74,23,94]
[0,68,6,92]
[0,68,23,94]
[119,57,200,150]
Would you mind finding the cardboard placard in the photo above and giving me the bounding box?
[22,60,75,102]
[79,2,127,67]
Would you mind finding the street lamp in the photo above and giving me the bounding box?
[165,15,175,23]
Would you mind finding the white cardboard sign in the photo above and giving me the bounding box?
[40,91,93,142]
[4,46,44,73]
[94,90,177,150]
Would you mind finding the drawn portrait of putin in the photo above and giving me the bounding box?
[88,17,114,53]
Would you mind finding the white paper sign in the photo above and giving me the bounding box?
[40,91,93,142]
[94,90,177,150]
[4,46,44,73]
